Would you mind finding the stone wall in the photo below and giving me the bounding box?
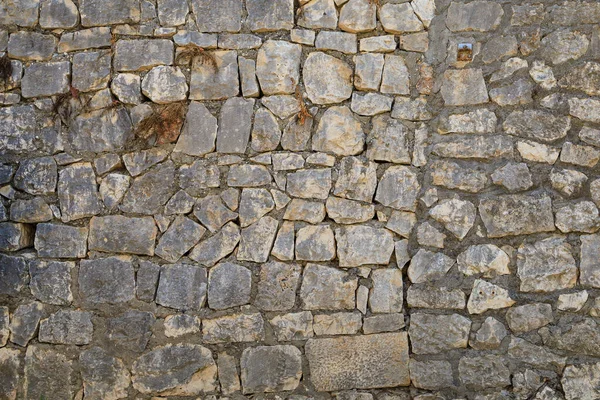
[1,0,600,398]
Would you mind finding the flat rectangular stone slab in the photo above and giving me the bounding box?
[88,215,157,256]
[305,332,410,391]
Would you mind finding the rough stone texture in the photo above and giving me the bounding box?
[517,238,577,292]
[89,215,157,256]
[79,256,135,304]
[335,226,394,267]
[409,313,471,354]
[39,310,93,345]
[156,263,207,311]
[304,52,353,104]
[34,223,88,258]
[29,260,74,305]
[300,264,357,310]
[80,347,131,400]
[241,345,302,393]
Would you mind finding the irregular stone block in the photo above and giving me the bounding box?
[78,257,135,305]
[189,222,240,266]
[192,0,242,32]
[305,332,410,391]
[287,168,331,200]
[430,198,476,240]
[541,29,589,65]
[256,40,301,95]
[89,215,157,256]
[269,311,313,341]
[29,260,74,305]
[506,303,553,334]
[255,261,301,311]
[326,197,374,224]
[446,1,503,32]
[0,348,20,400]
[136,260,160,302]
[304,52,353,104]
[68,108,133,153]
[241,345,302,393]
[459,355,510,390]
[312,312,360,335]
[80,0,140,26]
[556,201,600,233]
[300,264,357,310]
[237,216,278,263]
[407,285,466,310]
[174,102,217,156]
[0,222,34,252]
[34,223,88,258]
[479,193,555,238]
[119,161,176,214]
[107,310,155,353]
[157,0,188,26]
[216,97,254,152]
[380,2,422,33]
[410,359,453,390]
[80,347,131,400]
[354,53,384,91]
[296,224,336,261]
[517,237,577,292]
[335,225,394,267]
[0,254,29,296]
[503,110,570,143]
[297,0,337,29]
[132,344,217,395]
[156,263,207,310]
[339,0,376,33]
[58,27,112,52]
[24,346,76,400]
[441,68,489,106]
[227,164,271,187]
[0,0,40,27]
[202,313,265,343]
[207,262,251,310]
[57,162,102,222]
[141,66,188,104]
[8,31,56,61]
[114,39,174,72]
[380,54,410,95]
[409,313,471,354]
[21,61,70,98]
[179,161,220,195]
[9,302,43,346]
[72,51,111,93]
[155,215,205,263]
[164,314,201,338]
[39,310,93,345]
[10,198,52,223]
[189,50,239,100]
[466,279,515,314]
[375,165,420,211]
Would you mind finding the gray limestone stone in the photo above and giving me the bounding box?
[156,263,207,310]
[506,303,553,334]
[0,254,29,296]
[351,92,393,116]
[446,1,503,32]
[120,161,176,214]
[164,314,201,337]
[217,352,241,394]
[430,160,488,193]
[367,115,411,163]
[72,51,111,93]
[136,260,160,302]
[29,260,74,305]
[517,238,577,292]
[430,198,476,240]
[8,32,56,61]
[508,337,566,373]
[339,0,375,33]
[439,109,497,134]
[34,223,88,258]
[156,215,205,262]
[409,313,471,354]
[23,346,76,400]
[14,157,57,195]
[316,31,357,54]
[490,79,533,106]
[503,110,570,143]
[132,344,217,395]
[218,34,262,50]
[216,97,254,153]
[0,105,60,154]
[457,244,510,277]
[359,35,396,52]
[239,188,274,227]
[58,27,112,52]
[282,114,313,151]
[296,224,336,261]
[251,108,281,152]
[80,0,140,26]
[227,164,272,187]
[178,160,220,195]
[69,108,133,153]
[107,310,155,353]
[80,347,131,400]
[287,168,331,200]
[313,106,364,155]
[491,162,533,192]
[271,220,294,260]
[326,197,374,224]
[142,66,188,104]
[39,310,93,345]
[0,307,9,346]
[334,157,377,202]
[304,52,353,105]
[0,222,34,252]
[79,257,135,304]
[380,55,410,95]
[99,172,129,209]
[207,262,252,309]
[237,216,278,262]
[561,142,600,167]
[370,268,403,313]
[408,249,454,284]
[392,97,431,120]
[192,0,242,32]
[239,56,260,97]
[255,261,301,311]
[256,40,301,95]
[284,199,325,224]
[0,0,40,27]
[556,201,600,233]
[459,356,510,390]
[297,0,337,29]
[410,360,454,390]
[336,226,394,267]
[202,313,265,343]
[540,318,600,357]
[9,302,43,346]
[305,332,410,391]
[541,29,589,65]
[246,0,293,31]
[441,69,489,106]
[157,0,188,26]
[89,215,157,256]
[189,222,240,266]
[379,3,423,34]
[241,345,302,393]
[467,279,515,314]
[22,61,70,98]
[580,234,600,288]
[362,313,404,334]
[300,263,357,310]
[114,39,173,72]
[407,285,466,309]
[354,53,384,91]
[194,195,238,232]
[269,311,313,341]
[375,166,420,211]
[111,73,142,105]
[189,50,239,101]
[0,348,19,400]
[479,193,555,238]
[562,362,600,400]
[122,148,168,177]
[9,197,52,223]
[174,102,217,156]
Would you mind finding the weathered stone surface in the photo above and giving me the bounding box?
[459,355,510,390]
[304,53,353,104]
[39,310,93,345]
[10,197,51,223]
[271,220,295,260]
[506,303,553,334]
[339,0,375,33]
[141,66,188,104]
[29,260,73,305]
[0,222,33,252]
[490,78,534,106]
[503,110,570,143]
[334,157,377,202]
[251,108,281,152]
[80,0,140,26]
[237,216,278,262]
[446,1,503,32]
[190,50,239,101]
[79,257,135,304]
[375,166,420,211]
[410,359,453,390]
[164,314,201,338]
[156,216,205,262]
[287,168,331,200]
[192,0,242,32]
[241,345,302,393]
[21,61,70,98]
[8,32,56,61]
[69,108,134,153]
[467,279,515,314]
[430,199,476,240]
[409,313,471,354]
[72,51,111,93]
[58,162,101,221]
[517,237,577,292]
[216,97,254,153]
[430,160,487,193]
[189,222,240,266]
[351,92,392,116]
[580,234,600,288]
[136,260,160,302]
[556,201,600,233]
[0,254,29,296]
[179,161,220,195]
[207,262,251,309]
[24,346,76,400]
[0,307,9,346]
[561,142,600,168]
[174,102,216,156]
[13,158,57,195]
[9,302,43,346]
[558,290,588,312]
[541,29,589,65]
[269,311,313,341]
[367,115,410,163]
[256,40,301,95]
[157,0,188,25]
[238,188,274,227]
[107,310,155,353]
[297,0,337,29]
[296,225,336,261]
[313,312,362,335]
[315,31,357,54]
[326,197,374,224]
[80,347,131,400]
[120,162,176,214]
[508,337,566,372]
[0,348,20,400]
[202,313,265,343]
[407,285,466,310]
[560,363,600,400]
[380,55,410,95]
[133,344,217,395]
[58,27,112,52]
[541,318,600,357]
[0,0,40,27]
[34,223,88,259]
[441,69,489,106]
[89,216,157,256]
[246,0,293,31]
[336,226,394,267]
[408,249,454,283]
[156,263,207,310]
[306,332,410,391]
[255,261,301,311]
[380,3,422,34]
[369,268,403,313]
[300,264,357,310]
[479,193,555,238]
[114,39,173,71]
[457,244,510,277]
[354,53,384,92]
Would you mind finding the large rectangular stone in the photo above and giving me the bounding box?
[34,223,88,258]
[88,215,157,256]
[305,332,410,391]
[479,193,555,238]
[113,39,173,72]
[80,0,141,27]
